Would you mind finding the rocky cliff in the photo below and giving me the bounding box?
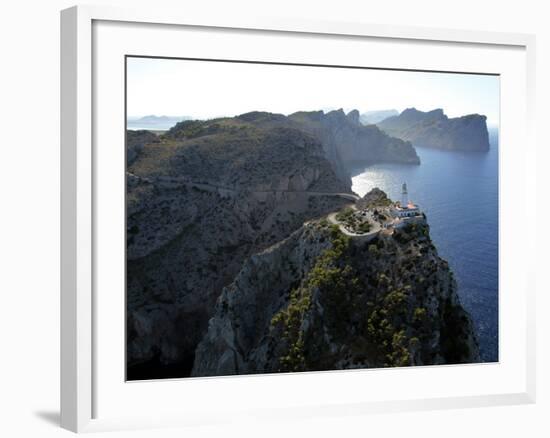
[126,112,446,380]
[126,130,159,165]
[193,191,479,376]
[289,109,420,176]
[377,108,490,151]
[126,120,351,379]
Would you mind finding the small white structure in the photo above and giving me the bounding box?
[391,183,420,218]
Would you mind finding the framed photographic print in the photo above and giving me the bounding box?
[61,5,536,433]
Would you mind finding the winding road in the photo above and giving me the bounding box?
[132,172,382,239]
[327,209,382,239]
[133,173,361,203]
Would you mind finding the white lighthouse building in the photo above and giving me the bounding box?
[401,182,409,208]
[392,182,420,218]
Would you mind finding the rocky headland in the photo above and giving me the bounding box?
[289,109,420,180]
[126,116,353,378]
[193,190,479,376]
[377,108,490,151]
[126,110,474,379]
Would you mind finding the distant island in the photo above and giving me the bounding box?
[376,108,490,151]
[127,115,191,131]
[126,109,479,380]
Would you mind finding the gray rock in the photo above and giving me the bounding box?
[289,109,420,177]
[377,108,490,151]
[126,119,352,377]
[126,130,159,165]
[192,192,480,376]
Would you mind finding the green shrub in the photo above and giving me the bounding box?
[271,226,354,371]
[413,307,427,322]
[335,207,354,222]
[357,221,371,234]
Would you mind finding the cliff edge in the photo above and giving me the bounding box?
[192,190,479,376]
[378,108,490,151]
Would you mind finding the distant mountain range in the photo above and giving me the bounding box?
[360,109,399,125]
[129,109,491,153]
[376,108,490,152]
[127,115,192,131]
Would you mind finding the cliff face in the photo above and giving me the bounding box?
[126,121,351,378]
[289,109,420,175]
[126,130,159,165]
[193,194,479,376]
[377,108,490,151]
[126,112,451,379]
[159,110,420,189]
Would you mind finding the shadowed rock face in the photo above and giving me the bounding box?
[192,193,479,376]
[126,130,159,165]
[126,120,351,379]
[377,108,490,151]
[289,109,420,177]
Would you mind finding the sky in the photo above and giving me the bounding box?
[126,57,500,125]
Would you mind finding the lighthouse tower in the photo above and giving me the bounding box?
[391,182,420,219]
[401,183,408,208]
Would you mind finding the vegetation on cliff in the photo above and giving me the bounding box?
[126,110,475,380]
[126,117,352,379]
[192,195,479,377]
[269,222,477,372]
[271,224,351,371]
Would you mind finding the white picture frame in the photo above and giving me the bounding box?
[60,4,537,433]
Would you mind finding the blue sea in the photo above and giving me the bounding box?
[351,128,499,362]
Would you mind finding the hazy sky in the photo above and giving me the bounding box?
[127,57,500,125]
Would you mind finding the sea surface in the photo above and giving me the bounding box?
[351,129,499,362]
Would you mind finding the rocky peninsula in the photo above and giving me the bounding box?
[289,109,420,182]
[126,110,476,379]
[193,189,479,376]
[127,115,353,378]
[377,108,490,151]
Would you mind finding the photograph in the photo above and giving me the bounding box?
[125,57,499,381]
[1,0,545,435]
